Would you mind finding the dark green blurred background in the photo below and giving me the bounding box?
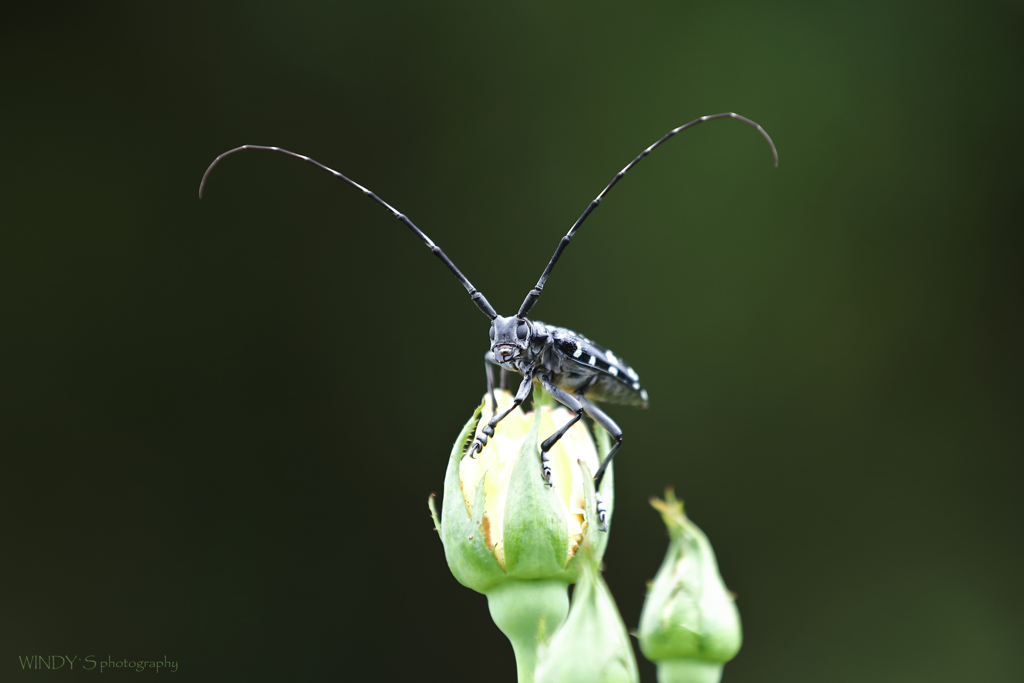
[2,1,1021,681]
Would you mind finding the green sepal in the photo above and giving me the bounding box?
[580,459,598,538]
[563,427,614,579]
[532,381,555,409]
[428,494,441,535]
[565,458,598,579]
[638,493,741,665]
[535,549,639,683]
[437,401,507,593]
[503,408,571,578]
[592,424,616,563]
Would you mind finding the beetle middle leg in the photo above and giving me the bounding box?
[537,376,586,484]
[537,382,618,531]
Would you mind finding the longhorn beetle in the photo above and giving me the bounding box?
[200,112,778,497]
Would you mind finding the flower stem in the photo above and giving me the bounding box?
[486,579,570,683]
[656,660,724,683]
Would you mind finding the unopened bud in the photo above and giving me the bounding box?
[429,390,616,682]
[535,547,639,683]
[638,490,741,683]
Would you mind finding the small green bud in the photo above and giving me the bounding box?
[638,490,741,683]
[535,547,639,683]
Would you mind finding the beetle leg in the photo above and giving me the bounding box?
[468,371,533,458]
[536,376,586,485]
[578,395,623,491]
[484,351,500,412]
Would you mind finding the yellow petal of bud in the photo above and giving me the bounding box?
[460,389,601,570]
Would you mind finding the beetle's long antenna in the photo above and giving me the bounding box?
[517,113,778,318]
[200,145,498,320]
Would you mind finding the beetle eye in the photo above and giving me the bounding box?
[489,326,496,340]
[516,323,528,339]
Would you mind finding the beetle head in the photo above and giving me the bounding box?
[489,315,531,364]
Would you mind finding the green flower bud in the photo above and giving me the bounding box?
[535,547,639,683]
[638,490,741,683]
[428,389,615,683]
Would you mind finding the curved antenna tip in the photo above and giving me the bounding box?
[198,165,213,200]
[198,145,253,201]
[762,131,780,168]
[747,116,779,168]
[198,156,222,200]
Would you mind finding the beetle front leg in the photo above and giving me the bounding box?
[467,371,533,458]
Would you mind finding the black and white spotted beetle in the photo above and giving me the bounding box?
[200,113,778,498]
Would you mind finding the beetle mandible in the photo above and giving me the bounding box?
[200,112,778,492]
